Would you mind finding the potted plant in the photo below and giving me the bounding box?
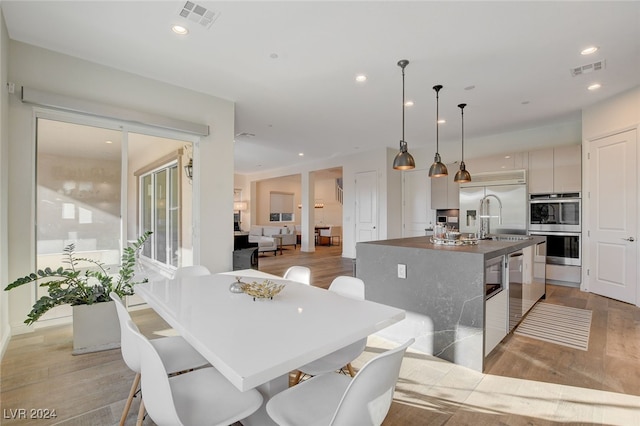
[4,231,152,354]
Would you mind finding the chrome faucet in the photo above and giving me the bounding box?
[478,194,503,239]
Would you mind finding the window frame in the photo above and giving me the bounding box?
[135,150,184,269]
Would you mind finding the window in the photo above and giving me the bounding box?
[270,192,294,223]
[138,152,184,268]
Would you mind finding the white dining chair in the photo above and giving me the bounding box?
[292,276,366,384]
[283,266,311,285]
[267,338,414,426]
[173,265,211,279]
[110,292,209,426]
[125,318,263,426]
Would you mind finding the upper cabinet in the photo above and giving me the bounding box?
[464,152,528,174]
[431,167,459,210]
[528,145,581,194]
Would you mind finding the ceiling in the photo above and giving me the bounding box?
[3,1,640,174]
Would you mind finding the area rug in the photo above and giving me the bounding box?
[515,302,592,351]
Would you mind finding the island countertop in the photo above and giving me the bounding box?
[362,235,544,260]
[356,234,544,373]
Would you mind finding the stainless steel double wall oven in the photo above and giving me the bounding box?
[528,193,581,284]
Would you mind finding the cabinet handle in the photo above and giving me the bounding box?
[622,237,635,242]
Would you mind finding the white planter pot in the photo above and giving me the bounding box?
[72,301,121,355]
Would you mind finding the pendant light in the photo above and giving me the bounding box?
[428,85,448,177]
[454,103,472,183]
[392,59,415,170]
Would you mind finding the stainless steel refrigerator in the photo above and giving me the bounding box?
[459,170,528,236]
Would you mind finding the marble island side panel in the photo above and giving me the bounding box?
[356,238,486,372]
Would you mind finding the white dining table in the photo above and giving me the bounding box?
[135,269,405,425]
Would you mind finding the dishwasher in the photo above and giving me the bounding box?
[508,250,524,332]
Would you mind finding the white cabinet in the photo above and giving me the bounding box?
[529,145,581,194]
[430,168,459,210]
[465,152,528,174]
[485,289,508,356]
[523,242,546,315]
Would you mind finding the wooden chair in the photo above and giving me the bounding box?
[320,225,342,246]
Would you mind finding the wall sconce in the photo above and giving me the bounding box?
[297,200,324,209]
[184,158,193,181]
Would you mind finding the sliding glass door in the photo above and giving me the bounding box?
[35,116,195,321]
[36,119,123,321]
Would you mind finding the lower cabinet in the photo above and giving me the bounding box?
[485,289,508,356]
[523,244,546,314]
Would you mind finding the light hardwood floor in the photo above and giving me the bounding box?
[1,244,639,425]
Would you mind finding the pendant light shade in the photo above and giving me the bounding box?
[454,103,472,183]
[428,85,448,177]
[392,59,415,170]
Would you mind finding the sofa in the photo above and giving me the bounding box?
[248,225,297,255]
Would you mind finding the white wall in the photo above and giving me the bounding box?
[582,86,640,140]
[1,10,11,356]
[255,176,300,226]
[5,41,235,334]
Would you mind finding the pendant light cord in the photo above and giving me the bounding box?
[401,65,406,143]
[436,89,439,152]
[433,85,442,153]
[460,104,465,161]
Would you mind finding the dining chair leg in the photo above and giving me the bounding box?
[120,372,140,426]
[135,398,145,426]
[346,362,356,377]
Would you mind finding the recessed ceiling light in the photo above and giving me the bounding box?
[588,83,602,91]
[521,100,530,105]
[270,53,279,59]
[105,140,113,144]
[581,46,599,55]
[171,25,189,35]
[298,153,304,156]
[504,155,511,159]
[464,85,476,91]
[437,119,446,124]
[404,100,414,107]
[355,74,367,83]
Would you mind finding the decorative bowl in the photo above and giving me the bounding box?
[240,279,286,300]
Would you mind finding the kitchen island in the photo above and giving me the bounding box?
[356,235,545,372]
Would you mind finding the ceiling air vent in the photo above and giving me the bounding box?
[178,1,220,29]
[570,60,606,77]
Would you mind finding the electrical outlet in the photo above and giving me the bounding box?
[397,264,407,279]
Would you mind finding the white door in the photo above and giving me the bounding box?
[355,170,378,242]
[403,169,431,237]
[587,129,637,304]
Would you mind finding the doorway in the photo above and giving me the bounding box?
[586,129,637,304]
